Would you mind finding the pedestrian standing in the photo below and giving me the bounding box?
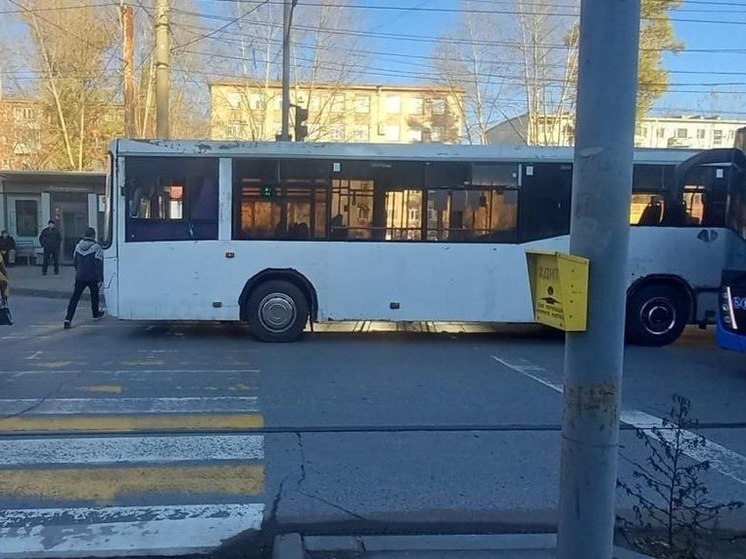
[0,252,11,326]
[39,220,62,275]
[0,230,16,267]
[64,227,105,329]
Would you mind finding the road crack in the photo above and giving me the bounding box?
[0,370,83,421]
[296,432,307,489]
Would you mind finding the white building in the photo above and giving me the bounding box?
[487,113,746,149]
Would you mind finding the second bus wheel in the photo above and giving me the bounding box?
[246,280,309,342]
[625,284,689,346]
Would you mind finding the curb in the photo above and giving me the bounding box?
[275,533,654,558]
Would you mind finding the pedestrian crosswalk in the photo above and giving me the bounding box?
[0,377,265,558]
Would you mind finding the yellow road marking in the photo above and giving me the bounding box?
[230,383,253,391]
[0,465,264,502]
[78,385,123,394]
[0,414,264,433]
[37,361,72,368]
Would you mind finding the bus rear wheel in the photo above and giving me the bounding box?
[626,284,688,346]
[246,280,309,342]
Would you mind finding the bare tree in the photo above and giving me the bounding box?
[432,0,578,145]
[205,0,367,142]
[433,2,519,145]
[512,0,578,146]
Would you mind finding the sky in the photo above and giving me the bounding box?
[4,0,745,121]
[351,0,746,118]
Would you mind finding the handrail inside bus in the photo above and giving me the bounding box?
[673,147,746,200]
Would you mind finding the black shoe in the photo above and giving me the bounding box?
[93,311,105,320]
[63,320,71,329]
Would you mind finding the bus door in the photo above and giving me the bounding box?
[518,162,573,243]
[717,269,746,353]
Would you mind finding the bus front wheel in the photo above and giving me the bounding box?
[626,284,688,346]
[246,280,309,342]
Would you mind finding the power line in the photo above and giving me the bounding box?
[214,0,746,25]
[168,19,746,79]
[171,0,271,50]
[0,2,117,15]
[171,47,746,93]
[170,7,746,54]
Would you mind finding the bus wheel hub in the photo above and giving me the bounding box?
[258,293,296,332]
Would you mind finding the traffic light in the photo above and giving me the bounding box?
[294,105,309,142]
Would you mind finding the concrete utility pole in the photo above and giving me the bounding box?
[155,0,170,139]
[557,1,641,558]
[122,4,135,137]
[280,0,297,141]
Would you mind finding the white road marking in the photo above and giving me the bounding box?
[25,351,42,360]
[492,354,746,485]
[0,396,259,415]
[0,503,264,558]
[0,369,260,376]
[0,434,264,466]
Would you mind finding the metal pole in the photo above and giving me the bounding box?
[557,1,641,558]
[155,0,170,139]
[122,4,135,137]
[280,0,291,141]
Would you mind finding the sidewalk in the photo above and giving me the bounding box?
[273,533,653,559]
[4,263,78,299]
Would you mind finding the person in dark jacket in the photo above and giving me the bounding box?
[39,220,62,275]
[64,227,104,329]
[0,230,16,267]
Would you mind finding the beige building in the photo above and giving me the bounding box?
[210,82,463,144]
[487,112,746,149]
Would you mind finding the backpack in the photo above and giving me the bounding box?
[0,299,12,326]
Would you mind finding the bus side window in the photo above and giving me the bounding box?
[124,157,219,242]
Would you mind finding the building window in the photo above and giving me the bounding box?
[386,95,401,114]
[714,129,723,145]
[331,94,345,113]
[697,128,706,139]
[227,122,243,138]
[226,92,242,109]
[235,159,329,241]
[352,125,370,142]
[408,97,423,115]
[13,107,34,121]
[408,128,422,143]
[657,127,665,138]
[354,95,370,114]
[329,123,345,141]
[385,125,400,141]
[125,157,219,242]
[16,200,39,237]
[249,93,264,111]
[432,99,446,115]
[430,126,445,142]
[676,128,688,139]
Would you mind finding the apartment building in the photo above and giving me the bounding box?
[210,82,463,144]
[487,112,746,149]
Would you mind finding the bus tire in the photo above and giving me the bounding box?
[625,284,688,346]
[246,280,309,342]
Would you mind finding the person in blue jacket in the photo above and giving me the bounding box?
[64,227,105,329]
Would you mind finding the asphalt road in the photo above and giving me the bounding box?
[2,296,746,557]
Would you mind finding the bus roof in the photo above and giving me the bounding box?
[113,138,700,166]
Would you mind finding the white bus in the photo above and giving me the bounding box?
[102,140,746,345]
